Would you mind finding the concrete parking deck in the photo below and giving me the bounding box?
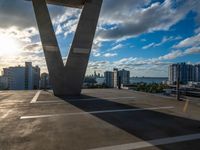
[0,89,200,150]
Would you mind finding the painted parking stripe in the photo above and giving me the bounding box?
[20,106,174,119]
[90,133,200,150]
[30,90,41,103]
[34,100,63,104]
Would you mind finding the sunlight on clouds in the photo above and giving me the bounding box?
[0,34,21,57]
[0,0,200,77]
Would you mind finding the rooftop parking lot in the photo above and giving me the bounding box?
[0,89,200,150]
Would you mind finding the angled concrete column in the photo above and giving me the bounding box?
[32,0,102,96]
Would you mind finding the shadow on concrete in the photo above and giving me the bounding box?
[59,94,200,150]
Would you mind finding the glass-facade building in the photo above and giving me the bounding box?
[169,63,200,84]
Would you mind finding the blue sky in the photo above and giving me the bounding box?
[0,0,200,77]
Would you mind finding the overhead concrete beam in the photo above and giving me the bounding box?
[26,0,86,8]
[47,0,86,8]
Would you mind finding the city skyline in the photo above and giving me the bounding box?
[1,61,200,79]
[0,0,200,77]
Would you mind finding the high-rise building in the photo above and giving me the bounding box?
[25,62,33,90]
[169,64,177,84]
[4,66,25,90]
[40,73,51,89]
[113,68,118,88]
[3,62,40,90]
[0,76,9,90]
[104,68,130,88]
[169,63,199,84]
[118,69,130,85]
[33,65,40,89]
[194,64,200,82]
[104,71,114,87]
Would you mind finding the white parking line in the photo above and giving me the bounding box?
[20,106,174,119]
[34,100,63,104]
[90,133,200,150]
[30,90,41,103]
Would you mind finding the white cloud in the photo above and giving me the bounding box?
[173,33,200,48]
[87,44,200,76]
[0,26,38,43]
[159,50,183,60]
[97,0,200,42]
[183,47,200,55]
[93,52,101,57]
[142,36,181,49]
[55,24,63,35]
[0,26,45,73]
[158,46,200,60]
[103,53,118,57]
[52,8,81,37]
[1,0,200,77]
[91,39,102,57]
[154,36,181,47]
[142,43,155,49]
[110,44,124,51]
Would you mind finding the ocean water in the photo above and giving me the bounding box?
[130,77,168,84]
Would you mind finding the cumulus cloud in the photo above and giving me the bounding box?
[53,9,81,37]
[173,33,200,48]
[159,50,183,60]
[0,26,38,43]
[0,0,200,76]
[183,47,200,55]
[1,0,200,42]
[96,0,200,41]
[159,47,200,60]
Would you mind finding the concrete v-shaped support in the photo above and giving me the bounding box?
[32,0,103,96]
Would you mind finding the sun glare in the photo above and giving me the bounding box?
[0,35,21,57]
